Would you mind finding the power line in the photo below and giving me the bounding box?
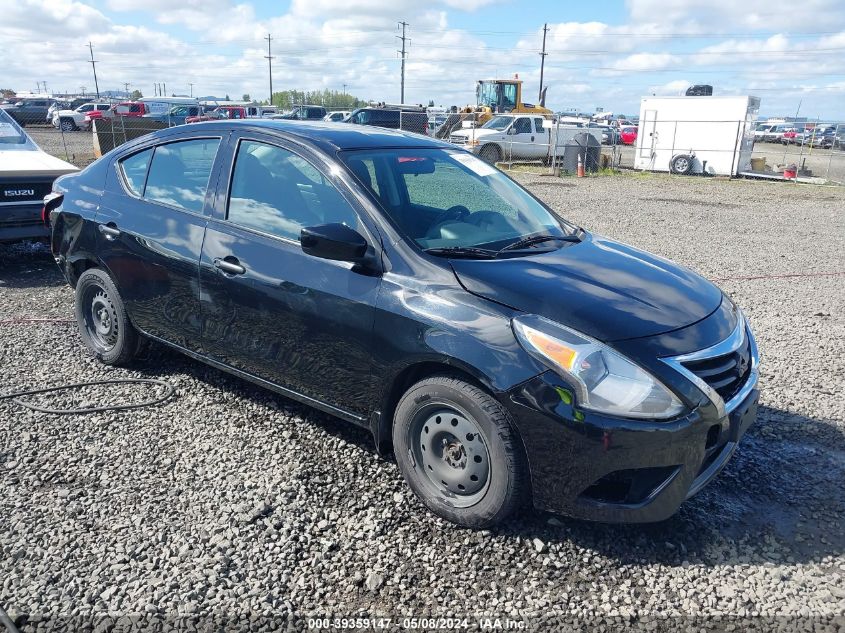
[397,21,409,103]
[265,33,275,104]
[88,42,100,99]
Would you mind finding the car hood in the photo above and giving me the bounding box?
[56,109,80,117]
[450,233,723,342]
[0,148,78,177]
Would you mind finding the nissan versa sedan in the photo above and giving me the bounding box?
[47,120,759,528]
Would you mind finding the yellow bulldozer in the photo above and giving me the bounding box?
[435,76,552,139]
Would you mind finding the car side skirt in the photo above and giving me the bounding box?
[142,332,370,428]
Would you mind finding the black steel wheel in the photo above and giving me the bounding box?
[410,405,491,507]
[393,375,528,527]
[75,268,140,365]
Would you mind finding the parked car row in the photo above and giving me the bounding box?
[754,122,844,148]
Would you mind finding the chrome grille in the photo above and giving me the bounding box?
[681,338,752,403]
[661,312,759,417]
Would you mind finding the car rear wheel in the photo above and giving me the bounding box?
[75,269,140,365]
[393,375,528,528]
[59,118,76,132]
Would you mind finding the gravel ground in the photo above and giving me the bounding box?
[1,174,844,632]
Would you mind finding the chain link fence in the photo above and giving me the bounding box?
[25,107,845,187]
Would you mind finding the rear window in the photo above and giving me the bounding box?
[0,109,26,145]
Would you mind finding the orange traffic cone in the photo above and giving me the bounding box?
[577,154,585,177]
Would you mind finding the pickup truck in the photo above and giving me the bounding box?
[186,106,246,123]
[52,103,112,131]
[448,114,600,164]
[0,108,78,242]
[85,101,146,124]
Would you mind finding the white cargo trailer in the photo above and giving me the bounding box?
[634,96,760,176]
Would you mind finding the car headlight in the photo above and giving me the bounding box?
[512,315,685,420]
[466,139,480,147]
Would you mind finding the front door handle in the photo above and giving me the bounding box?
[214,256,245,275]
[98,223,121,240]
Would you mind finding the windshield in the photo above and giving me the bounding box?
[476,81,517,112]
[0,109,26,145]
[340,148,572,253]
[483,116,513,130]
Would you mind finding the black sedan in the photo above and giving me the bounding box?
[47,120,759,527]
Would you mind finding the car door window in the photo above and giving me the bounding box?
[144,139,220,213]
[514,118,531,134]
[227,140,359,241]
[97,105,110,111]
[79,104,93,112]
[534,118,546,133]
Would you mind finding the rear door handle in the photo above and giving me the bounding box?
[98,223,121,240]
[214,257,246,275]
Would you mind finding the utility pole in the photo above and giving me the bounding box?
[189,83,194,98]
[538,23,548,103]
[88,42,100,99]
[124,82,130,96]
[397,21,409,103]
[265,34,275,105]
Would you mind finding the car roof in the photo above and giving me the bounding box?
[149,119,451,152]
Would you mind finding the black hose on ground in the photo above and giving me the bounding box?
[0,603,21,633]
[0,378,175,415]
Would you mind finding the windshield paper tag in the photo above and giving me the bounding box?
[451,152,497,177]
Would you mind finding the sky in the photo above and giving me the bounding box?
[2,0,845,119]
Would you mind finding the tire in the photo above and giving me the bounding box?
[478,144,501,165]
[393,375,528,528]
[74,268,140,366]
[669,153,694,175]
[59,118,76,132]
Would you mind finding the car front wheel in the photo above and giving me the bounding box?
[59,118,76,132]
[75,268,140,365]
[393,375,528,528]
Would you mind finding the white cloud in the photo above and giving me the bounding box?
[1,0,844,118]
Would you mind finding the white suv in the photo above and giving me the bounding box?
[52,103,111,131]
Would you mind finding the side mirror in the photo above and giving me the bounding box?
[506,127,516,135]
[301,223,368,263]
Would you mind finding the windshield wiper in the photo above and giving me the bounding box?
[495,233,581,256]
[424,246,498,259]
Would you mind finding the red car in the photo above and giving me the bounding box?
[84,102,147,128]
[620,126,638,145]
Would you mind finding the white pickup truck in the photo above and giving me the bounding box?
[448,114,600,164]
[52,103,112,131]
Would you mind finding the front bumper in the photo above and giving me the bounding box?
[504,370,758,523]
